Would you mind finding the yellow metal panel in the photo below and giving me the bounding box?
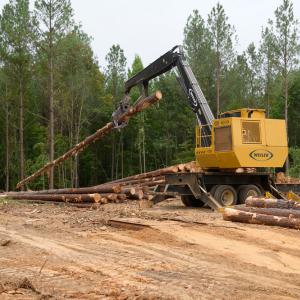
[194,115,288,169]
[265,119,287,146]
[219,108,266,119]
[234,145,288,168]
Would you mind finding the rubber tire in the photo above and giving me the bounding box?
[181,195,205,207]
[238,185,262,204]
[209,185,218,197]
[213,185,238,206]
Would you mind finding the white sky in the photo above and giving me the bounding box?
[0,0,300,69]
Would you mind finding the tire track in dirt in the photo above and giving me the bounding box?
[1,202,300,299]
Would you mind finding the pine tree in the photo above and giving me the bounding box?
[259,24,277,116]
[0,0,34,189]
[105,44,127,179]
[273,0,299,170]
[34,0,74,188]
[183,10,214,109]
[208,3,235,116]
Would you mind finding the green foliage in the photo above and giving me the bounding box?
[0,0,300,191]
[287,71,300,146]
[289,148,300,177]
[207,3,236,67]
[105,44,127,102]
[34,0,74,44]
[274,0,299,75]
[183,9,215,110]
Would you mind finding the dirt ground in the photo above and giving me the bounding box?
[0,198,300,300]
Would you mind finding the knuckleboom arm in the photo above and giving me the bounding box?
[124,46,214,146]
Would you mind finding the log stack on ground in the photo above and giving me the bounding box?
[222,196,300,230]
[276,172,300,184]
[1,161,202,205]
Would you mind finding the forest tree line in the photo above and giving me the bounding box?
[0,0,299,191]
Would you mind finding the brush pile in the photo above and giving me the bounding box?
[223,196,300,230]
[0,162,201,205]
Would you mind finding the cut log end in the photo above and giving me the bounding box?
[155,90,162,100]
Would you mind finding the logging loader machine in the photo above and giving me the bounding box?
[115,45,291,210]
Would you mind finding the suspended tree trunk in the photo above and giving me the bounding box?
[16,91,162,189]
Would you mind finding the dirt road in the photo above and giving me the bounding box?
[0,199,300,299]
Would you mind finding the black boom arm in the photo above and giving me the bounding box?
[124,45,215,146]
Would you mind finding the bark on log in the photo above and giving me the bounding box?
[121,187,143,199]
[119,176,164,186]
[9,184,121,195]
[122,187,136,196]
[235,206,300,219]
[223,207,300,229]
[106,193,118,202]
[177,164,185,172]
[117,194,127,201]
[16,91,163,189]
[7,184,121,195]
[5,193,103,203]
[245,197,300,210]
[107,166,177,185]
[134,179,165,188]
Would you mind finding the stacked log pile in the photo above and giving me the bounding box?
[0,162,201,206]
[223,196,300,230]
[275,172,300,184]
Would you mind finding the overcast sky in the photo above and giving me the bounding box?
[0,0,299,69]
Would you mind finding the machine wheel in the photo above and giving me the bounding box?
[209,185,218,196]
[238,185,262,204]
[181,195,205,207]
[213,185,237,206]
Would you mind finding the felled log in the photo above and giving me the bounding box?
[135,179,165,188]
[16,91,163,189]
[122,187,143,199]
[108,166,178,185]
[9,184,121,195]
[235,206,300,219]
[119,176,164,187]
[223,207,300,229]
[106,193,118,202]
[4,193,103,203]
[184,161,202,173]
[245,197,300,210]
[276,172,300,184]
[117,193,127,201]
[177,164,185,172]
